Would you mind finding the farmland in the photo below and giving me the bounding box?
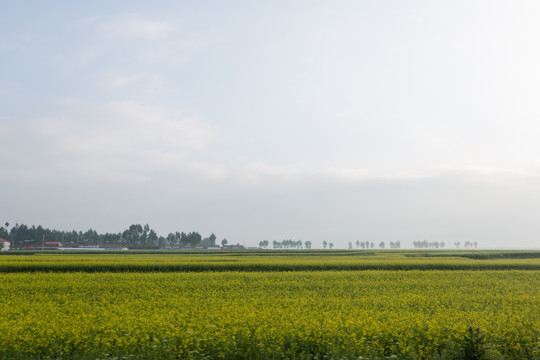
[0,251,539,359]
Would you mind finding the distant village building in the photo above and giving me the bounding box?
[221,244,245,250]
[196,245,221,250]
[58,243,128,251]
[45,241,62,247]
[0,238,10,251]
[22,242,61,250]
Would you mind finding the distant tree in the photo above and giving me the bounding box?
[329,242,334,249]
[148,230,158,245]
[474,241,478,249]
[0,226,8,240]
[221,238,228,246]
[209,233,217,246]
[323,240,328,249]
[177,232,186,247]
[455,241,460,249]
[304,240,312,249]
[370,242,375,249]
[101,232,120,244]
[167,233,176,248]
[356,240,360,248]
[123,224,144,245]
[379,241,385,249]
[140,230,148,245]
[348,241,353,249]
[158,236,166,249]
[185,232,201,247]
[2,222,10,243]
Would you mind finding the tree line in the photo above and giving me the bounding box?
[413,240,446,249]
[0,222,223,249]
[260,240,402,249]
[0,222,479,250]
[258,240,313,249]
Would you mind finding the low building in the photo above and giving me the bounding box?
[221,244,245,250]
[21,241,62,250]
[0,238,10,251]
[99,244,128,251]
[45,241,62,247]
[196,245,221,250]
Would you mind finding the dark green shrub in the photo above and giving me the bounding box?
[458,327,486,360]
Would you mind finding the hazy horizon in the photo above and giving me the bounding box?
[2,1,540,249]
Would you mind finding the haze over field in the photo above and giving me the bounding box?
[2,1,540,248]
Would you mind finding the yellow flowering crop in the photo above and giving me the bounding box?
[0,259,538,359]
[0,251,539,272]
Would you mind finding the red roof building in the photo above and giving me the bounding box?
[45,241,62,247]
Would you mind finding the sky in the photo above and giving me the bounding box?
[1,1,540,249]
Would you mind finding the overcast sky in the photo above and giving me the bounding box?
[2,1,540,248]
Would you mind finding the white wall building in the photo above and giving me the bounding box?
[0,238,10,251]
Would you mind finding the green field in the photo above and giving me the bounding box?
[1,250,540,272]
[0,250,539,359]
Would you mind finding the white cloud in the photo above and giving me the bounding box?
[326,167,372,181]
[100,100,215,151]
[237,162,303,186]
[105,73,140,88]
[98,17,176,39]
[0,82,23,102]
[325,167,433,183]
[102,72,168,96]
[437,165,540,184]
[185,161,227,180]
[0,117,14,138]
[324,165,540,185]
[17,101,218,182]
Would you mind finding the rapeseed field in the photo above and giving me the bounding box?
[0,252,538,359]
[0,251,539,272]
